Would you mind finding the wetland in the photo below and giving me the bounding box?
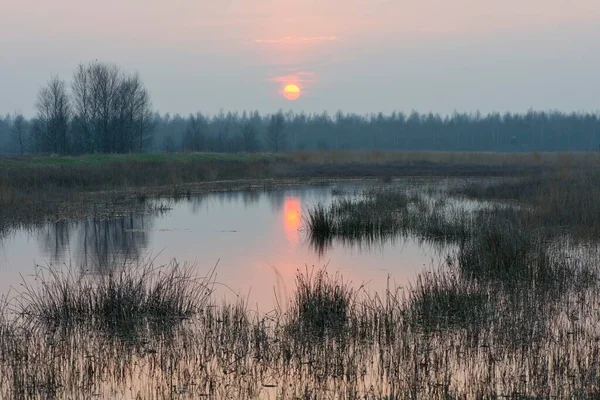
[1,155,600,399]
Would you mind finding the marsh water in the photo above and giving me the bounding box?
[4,177,600,398]
[0,180,449,310]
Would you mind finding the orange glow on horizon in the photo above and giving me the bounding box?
[283,197,301,242]
[283,84,301,100]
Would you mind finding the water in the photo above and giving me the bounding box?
[0,181,447,310]
[3,178,600,398]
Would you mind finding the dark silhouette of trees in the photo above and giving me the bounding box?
[71,62,154,154]
[241,121,258,152]
[6,107,600,155]
[162,135,176,153]
[33,76,71,154]
[11,114,27,155]
[183,112,207,151]
[267,111,286,152]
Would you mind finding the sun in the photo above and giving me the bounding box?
[283,84,301,101]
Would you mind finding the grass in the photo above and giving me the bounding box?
[290,149,600,168]
[17,260,215,335]
[0,152,283,167]
[286,267,355,338]
[407,268,489,331]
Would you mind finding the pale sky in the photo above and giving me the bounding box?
[2,0,600,116]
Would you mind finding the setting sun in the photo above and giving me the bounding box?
[283,84,301,101]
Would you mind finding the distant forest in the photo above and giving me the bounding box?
[2,62,600,155]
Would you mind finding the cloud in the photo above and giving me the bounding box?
[268,71,317,85]
[251,36,338,45]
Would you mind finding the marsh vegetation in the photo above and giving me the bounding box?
[1,168,600,398]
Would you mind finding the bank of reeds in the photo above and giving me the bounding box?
[454,169,600,236]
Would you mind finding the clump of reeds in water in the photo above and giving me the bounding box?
[407,268,489,332]
[303,203,335,237]
[286,267,355,339]
[17,260,214,334]
[304,187,473,252]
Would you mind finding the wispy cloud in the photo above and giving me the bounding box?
[268,71,317,85]
[251,36,338,45]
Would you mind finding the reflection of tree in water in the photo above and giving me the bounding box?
[77,214,153,272]
[37,214,154,273]
[241,190,261,208]
[38,221,76,264]
[186,190,263,214]
[266,190,286,213]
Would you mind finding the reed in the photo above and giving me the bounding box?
[286,267,355,338]
[17,260,215,334]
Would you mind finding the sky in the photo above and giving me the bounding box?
[1,0,600,117]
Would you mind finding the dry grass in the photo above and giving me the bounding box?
[290,149,600,168]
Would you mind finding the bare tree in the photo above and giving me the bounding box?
[34,76,71,154]
[11,113,27,155]
[71,62,154,154]
[266,111,286,152]
[241,121,258,152]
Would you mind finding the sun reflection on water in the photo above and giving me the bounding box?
[283,197,302,243]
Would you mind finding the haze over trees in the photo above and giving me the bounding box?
[2,62,600,155]
[266,111,286,151]
[10,114,27,156]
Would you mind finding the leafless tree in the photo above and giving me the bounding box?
[11,113,27,155]
[266,111,286,152]
[72,62,120,152]
[34,76,71,154]
[71,62,154,154]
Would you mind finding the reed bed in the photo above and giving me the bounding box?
[2,248,599,398]
[2,171,600,398]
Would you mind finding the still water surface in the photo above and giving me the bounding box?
[0,181,447,310]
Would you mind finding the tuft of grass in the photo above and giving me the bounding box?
[17,260,215,334]
[303,203,334,237]
[407,269,489,331]
[286,267,355,338]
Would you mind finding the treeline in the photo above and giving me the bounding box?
[154,110,600,153]
[2,62,600,154]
